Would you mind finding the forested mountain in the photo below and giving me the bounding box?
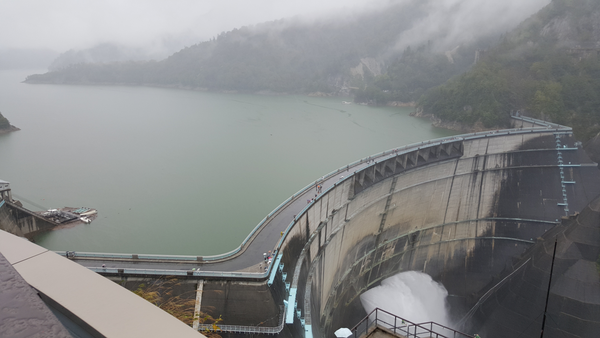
[24,0,528,96]
[26,1,422,92]
[47,35,203,72]
[48,43,166,71]
[418,0,600,140]
[23,0,600,141]
[0,111,18,133]
[351,39,492,105]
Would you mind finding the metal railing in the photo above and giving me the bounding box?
[197,305,286,334]
[512,114,567,129]
[351,308,474,338]
[87,266,267,278]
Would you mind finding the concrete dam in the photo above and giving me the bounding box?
[274,118,600,338]
[2,116,600,337]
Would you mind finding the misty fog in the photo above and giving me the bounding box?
[1,0,550,69]
[392,0,551,52]
[360,271,451,326]
[1,0,387,54]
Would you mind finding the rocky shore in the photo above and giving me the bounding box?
[386,101,416,107]
[0,125,20,134]
[410,108,489,133]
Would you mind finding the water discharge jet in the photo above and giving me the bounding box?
[360,271,451,327]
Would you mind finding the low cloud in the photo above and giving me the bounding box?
[393,0,551,52]
[0,0,385,52]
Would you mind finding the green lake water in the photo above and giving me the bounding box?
[0,69,456,255]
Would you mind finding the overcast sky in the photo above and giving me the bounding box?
[0,0,388,52]
[1,0,551,54]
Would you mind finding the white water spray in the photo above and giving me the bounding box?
[360,271,451,326]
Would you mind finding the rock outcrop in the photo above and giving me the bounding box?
[0,112,19,134]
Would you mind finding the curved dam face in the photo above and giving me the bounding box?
[474,194,600,338]
[277,126,600,337]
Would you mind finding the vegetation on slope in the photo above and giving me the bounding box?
[132,277,222,337]
[0,111,12,130]
[24,1,544,107]
[25,0,508,97]
[26,1,426,93]
[418,0,600,139]
[133,278,197,325]
[352,37,498,105]
[23,0,600,140]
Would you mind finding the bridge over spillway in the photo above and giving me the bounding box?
[3,115,599,338]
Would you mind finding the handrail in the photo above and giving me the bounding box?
[88,266,268,279]
[351,308,474,338]
[197,305,286,334]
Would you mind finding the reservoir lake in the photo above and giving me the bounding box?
[0,69,456,256]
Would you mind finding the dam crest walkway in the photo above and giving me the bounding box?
[64,115,583,279]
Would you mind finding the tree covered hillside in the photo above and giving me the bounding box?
[24,0,532,98]
[418,0,600,140]
[26,1,427,92]
[153,2,428,93]
[352,38,495,105]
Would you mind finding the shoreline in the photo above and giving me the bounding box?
[410,108,489,133]
[21,76,483,134]
[0,125,20,134]
[23,77,337,97]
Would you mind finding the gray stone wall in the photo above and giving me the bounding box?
[0,201,58,239]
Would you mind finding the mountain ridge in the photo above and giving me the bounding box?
[417,0,600,140]
[24,0,536,95]
[23,1,600,139]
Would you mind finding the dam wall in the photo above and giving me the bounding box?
[0,200,58,239]
[275,128,600,337]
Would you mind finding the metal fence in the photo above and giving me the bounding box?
[351,308,474,338]
[197,305,286,334]
[87,266,266,278]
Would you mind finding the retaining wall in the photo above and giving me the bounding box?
[0,201,58,239]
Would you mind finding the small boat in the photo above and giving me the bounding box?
[40,207,98,225]
[80,210,97,216]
